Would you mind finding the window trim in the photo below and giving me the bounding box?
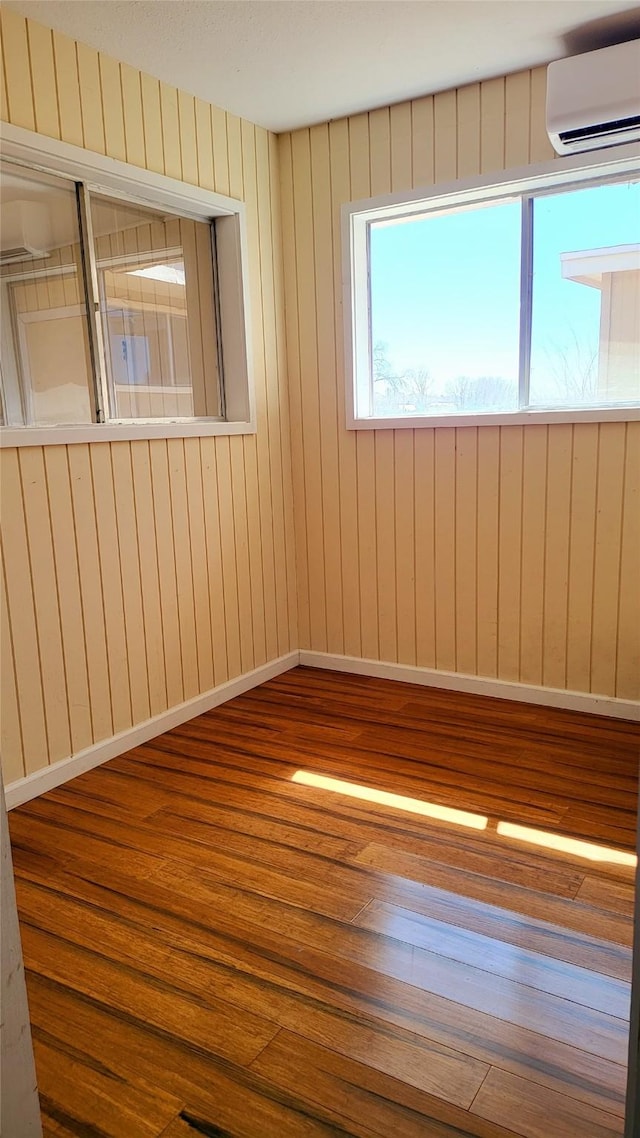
[0,122,256,446]
[343,142,640,429]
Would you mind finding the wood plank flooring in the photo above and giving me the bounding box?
[8,666,639,1138]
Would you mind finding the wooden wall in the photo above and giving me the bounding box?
[0,9,298,783]
[279,70,640,701]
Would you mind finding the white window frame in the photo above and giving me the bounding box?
[0,123,255,446]
[343,142,640,429]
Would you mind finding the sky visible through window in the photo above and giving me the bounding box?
[369,179,640,415]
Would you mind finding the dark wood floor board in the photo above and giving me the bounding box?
[27,978,353,1138]
[135,736,573,841]
[10,667,637,1137]
[356,897,631,982]
[172,713,576,824]
[8,808,167,879]
[250,1031,521,1138]
[147,862,630,1114]
[577,877,636,918]
[15,852,627,1117]
[12,869,492,1108]
[350,844,634,946]
[259,671,640,757]
[149,799,589,899]
[169,707,580,812]
[33,1033,184,1138]
[19,792,367,893]
[470,1068,624,1138]
[352,899,630,1017]
[14,798,370,923]
[92,746,628,905]
[90,750,633,898]
[20,921,279,1068]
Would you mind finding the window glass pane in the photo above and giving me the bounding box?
[529,180,640,407]
[0,163,94,425]
[90,195,220,420]
[369,200,521,416]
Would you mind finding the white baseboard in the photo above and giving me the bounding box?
[5,652,299,810]
[299,651,640,721]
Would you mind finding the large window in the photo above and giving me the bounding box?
[0,126,252,439]
[345,155,640,426]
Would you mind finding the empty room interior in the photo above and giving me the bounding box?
[1,1,639,1136]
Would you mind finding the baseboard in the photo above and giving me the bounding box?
[299,651,640,721]
[5,651,300,810]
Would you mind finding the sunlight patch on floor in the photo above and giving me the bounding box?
[291,770,488,829]
[497,821,637,867]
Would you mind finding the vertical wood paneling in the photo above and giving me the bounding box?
[120,63,145,167]
[129,442,168,717]
[17,449,71,764]
[0,555,24,783]
[261,129,291,656]
[434,429,457,671]
[194,99,215,191]
[476,427,500,678]
[0,7,35,130]
[279,132,310,649]
[279,63,636,704]
[159,82,181,180]
[42,447,92,755]
[27,20,60,140]
[52,31,83,148]
[292,128,327,652]
[0,451,48,772]
[480,77,505,173]
[350,113,378,661]
[90,445,132,734]
[497,427,523,682]
[519,427,548,686]
[330,118,360,659]
[411,95,434,187]
[566,425,599,694]
[242,119,273,665]
[543,425,573,690]
[140,72,164,175]
[1,11,297,783]
[456,83,480,178]
[214,437,242,678]
[455,427,478,676]
[617,424,640,700]
[183,438,215,694]
[198,438,229,686]
[110,443,151,724]
[99,53,126,161]
[505,71,530,168]
[166,438,200,700]
[591,424,626,696]
[414,430,436,669]
[76,41,105,153]
[310,122,343,655]
[67,445,113,744]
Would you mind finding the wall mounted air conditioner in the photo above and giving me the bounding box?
[546,39,640,155]
[0,201,50,264]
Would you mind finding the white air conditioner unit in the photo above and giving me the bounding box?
[0,200,50,264]
[546,39,640,155]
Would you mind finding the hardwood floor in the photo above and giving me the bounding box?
[9,666,639,1138]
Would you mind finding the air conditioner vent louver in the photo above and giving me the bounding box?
[547,40,640,155]
[0,244,50,265]
[559,114,640,148]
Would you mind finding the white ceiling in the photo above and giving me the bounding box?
[7,0,640,132]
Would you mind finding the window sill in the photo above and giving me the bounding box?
[0,418,257,448]
[348,406,640,430]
